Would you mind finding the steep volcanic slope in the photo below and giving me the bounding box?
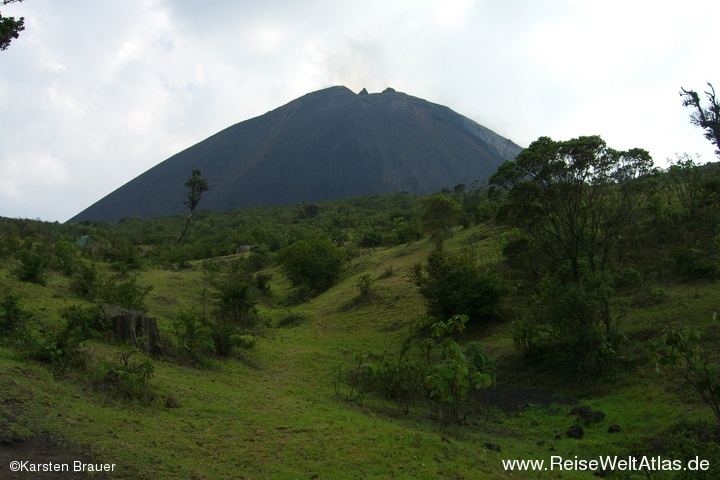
[69,86,522,223]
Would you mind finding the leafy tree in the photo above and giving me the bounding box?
[0,0,24,51]
[176,166,209,244]
[420,194,461,248]
[277,239,347,297]
[490,136,652,319]
[681,83,720,157]
[490,135,653,368]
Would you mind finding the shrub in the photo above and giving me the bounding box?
[171,310,215,365]
[424,315,497,425]
[0,293,28,339]
[69,262,153,312]
[369,354,428,414]
[410,250,506,324]
[52,241,79,276]
[650,321,720,424]
[14,247,50,285]
[356,274,373,298]
[100,343,155,400]
[27,305,105,373]
[277,239,347,297]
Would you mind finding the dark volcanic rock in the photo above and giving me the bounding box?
[566,425,584,439]
[69,86,522,223]
[569,405,606,424]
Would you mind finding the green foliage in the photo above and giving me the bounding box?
[13,246,50,285]
[0,292,28,339]
[410,250,505,324]
[52,241,79,276]
[420,194,462,247]
[170,310,215,365]
[490,135,655,370]
[101,343,155,400]
[341,315,498,424]
[278,239,347,297]
[424,315,497,425]
[628,421,720,480]
[26,305,106,373]
[355,273,373,298]
[650,319,720,424]
[511,318,549,358]
[104,239,143,272]
[371,355,428,415]
[0,4,24,51]
[69,262,153,312]
[170,269,261,362]
[490,135,653,284]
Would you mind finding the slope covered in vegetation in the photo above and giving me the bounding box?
[2,158,720,478]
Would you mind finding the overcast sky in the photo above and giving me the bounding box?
[1,0,719,222]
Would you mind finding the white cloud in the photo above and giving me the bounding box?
[0,0,718,221]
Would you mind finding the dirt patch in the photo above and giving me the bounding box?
[1,409,109,479]
[474,384,577,413]
[0,434,110,479]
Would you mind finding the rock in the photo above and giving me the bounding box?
[566,425,584,439]
[0,435,26,446]
[608,424,621,433]
[93,370,119,392]
[569,405,606,424]
[484,442,501,452]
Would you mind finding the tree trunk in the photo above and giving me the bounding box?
[102,304,165,355]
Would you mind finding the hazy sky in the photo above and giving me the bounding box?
[1,0,719,222]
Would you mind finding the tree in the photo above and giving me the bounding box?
[490,135,653,292]
[176,166,209,244]
[420,194,461,249]
[0,0,25,51]
[681,83,720,157]
[490,136,653,367]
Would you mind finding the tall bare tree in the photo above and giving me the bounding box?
[176,166,209,244]
[681,82,720,158]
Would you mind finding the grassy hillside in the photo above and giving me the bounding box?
[2,185,720,479]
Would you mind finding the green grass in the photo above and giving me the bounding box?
[2,225,720,479]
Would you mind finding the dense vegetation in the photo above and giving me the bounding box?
[3,141,720,477]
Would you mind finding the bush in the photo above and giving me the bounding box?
[410,250,506,324]
[367,354,428,414]
[26,305,105,373]
[102,343,155,400]
[52,241,79,276]
[277,239,347,297]
[0,293,28,340]
[69,262,153,312]
[14,247,50,285]
[171,310,215,364]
